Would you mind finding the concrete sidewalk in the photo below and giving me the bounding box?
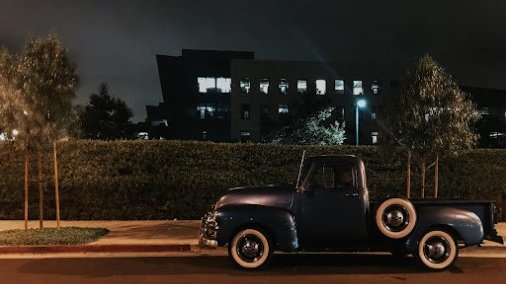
[0,220,504,256]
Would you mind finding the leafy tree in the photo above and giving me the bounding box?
[267,107,346,145]
[79,83,134,139]
[381,55,479,198]
[0,34,80,229]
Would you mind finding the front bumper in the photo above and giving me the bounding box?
[200,211,219,248]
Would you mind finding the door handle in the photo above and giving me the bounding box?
[344,192,359,198]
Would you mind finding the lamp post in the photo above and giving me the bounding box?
[355,99,367,145]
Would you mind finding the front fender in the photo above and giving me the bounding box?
[215,205,299,252]
[405,206,484,252]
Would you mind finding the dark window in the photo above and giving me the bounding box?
[260,105,270,119]
[241,104,251,120]
[337,105,345,121]
[216,103,230,119]
[240,130,251,142]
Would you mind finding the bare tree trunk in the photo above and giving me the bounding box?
[38,152,44,229]
[420,157,426,199]
[406,150,411,199]
[24,155,29,231]
[53,142,61,228]
[434,154,439,199]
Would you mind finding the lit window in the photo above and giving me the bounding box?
[240,130,251,143]
[335,80,344,95]
[316,79,326,95]
[196,104,206,119]
[371,81,380,95]
[371,132,379,144]
[201,131,208,140]
[297,80,307,94]
[353,80,363,95]
[278,104,289,114]
[260,79,269,94]
[240,78,251,93]
[196,103,215,119]
[371,112,377,120]
[241,104,250,120]
[489,132,505,138]
[198,77,216,93]
[216,77,231,93]
[279,79,289,94]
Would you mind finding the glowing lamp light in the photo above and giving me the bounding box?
[357,99,367,108]
[12,129,19,137]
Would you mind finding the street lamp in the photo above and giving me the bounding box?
[355,99,367,145]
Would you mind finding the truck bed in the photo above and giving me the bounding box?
[371,199,502,243]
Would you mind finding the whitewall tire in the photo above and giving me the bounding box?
[375,198,417,239]
[229,228,272,269]
[417,230,458,270]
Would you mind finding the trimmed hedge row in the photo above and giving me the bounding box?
[0,140,504,220]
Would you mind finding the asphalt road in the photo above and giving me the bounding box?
[1,254,505,284]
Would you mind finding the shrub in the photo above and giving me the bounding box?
[0,140,504,220]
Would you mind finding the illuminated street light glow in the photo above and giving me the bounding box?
[355,99,367,145]
[12,129,19,137]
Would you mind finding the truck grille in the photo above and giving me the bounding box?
[201,211,218,240]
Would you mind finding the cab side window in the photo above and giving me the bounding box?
[307,162,355,190]
[307,164,335,190]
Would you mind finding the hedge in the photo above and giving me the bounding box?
[0,140,504,220]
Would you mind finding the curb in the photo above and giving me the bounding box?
[0,244,191,254]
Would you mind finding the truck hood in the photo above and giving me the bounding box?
[215,184,296,210]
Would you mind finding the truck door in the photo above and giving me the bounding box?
[298,161,368,249]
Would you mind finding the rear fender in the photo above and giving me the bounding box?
[215,205,299,252]
[405,206,484,252]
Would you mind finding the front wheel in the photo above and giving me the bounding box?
[417,230,458,270]
[228,228,272,269]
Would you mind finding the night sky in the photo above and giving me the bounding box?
[1,0,506,121]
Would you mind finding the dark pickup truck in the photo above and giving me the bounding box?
[200,155,503,270]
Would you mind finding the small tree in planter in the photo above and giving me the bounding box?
[382,55,479,198]
[0,34,79,229]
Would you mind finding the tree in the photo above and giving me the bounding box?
[267,107,346,145]
[381,55,479,198]
[79,83,134,139]
[0,34,80,229]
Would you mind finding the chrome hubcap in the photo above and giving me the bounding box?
[424,236,450,263]
[386,210,405,227]
[236,234,264,262]
[382,205,409,232]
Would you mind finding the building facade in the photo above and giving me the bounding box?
[149,49,389,145]
[147,49,506,147]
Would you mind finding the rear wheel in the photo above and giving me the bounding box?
[375,198,417,239]
[228,228,272,269]
[417,230,458,270]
